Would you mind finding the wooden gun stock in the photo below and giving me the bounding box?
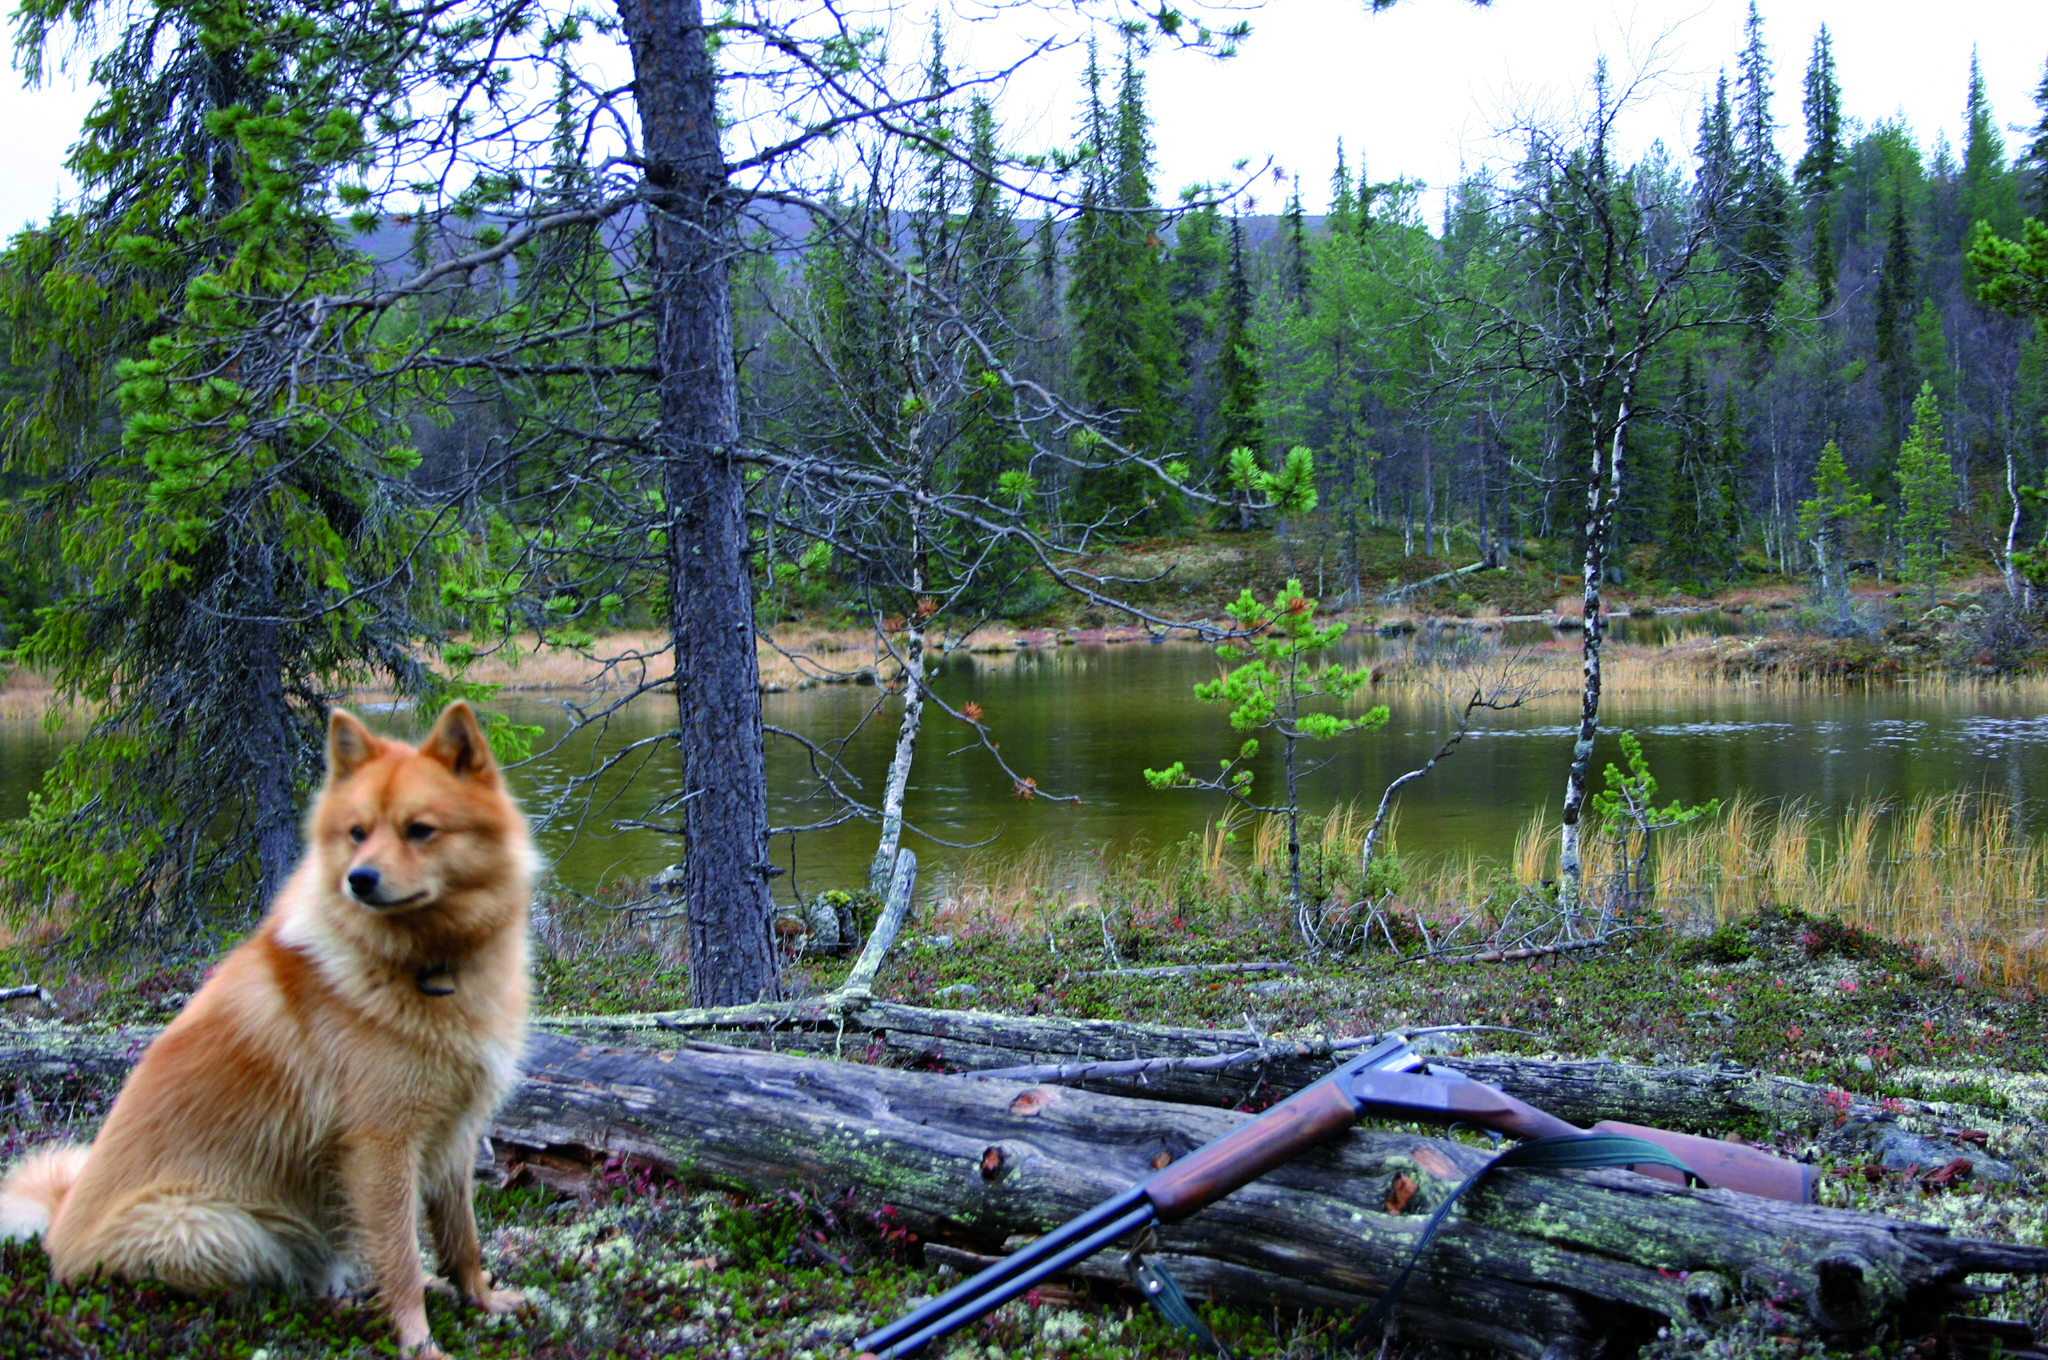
[856,1041,1819,1357]
[1142,1078,1362,1221]
[1587,1119,1819,1203]
[1349,1068,1818,1203]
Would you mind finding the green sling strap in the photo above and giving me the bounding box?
[1127,1131,1705,1358]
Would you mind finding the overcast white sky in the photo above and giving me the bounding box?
[0,0,2043,237]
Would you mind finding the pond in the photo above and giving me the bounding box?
[7,623,2043,903]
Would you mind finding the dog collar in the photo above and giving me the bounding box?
[415,963,457,997]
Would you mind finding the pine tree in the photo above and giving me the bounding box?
[1895,381,1958,601]
[1795,25,1843,310]
[1797,439,1877,623]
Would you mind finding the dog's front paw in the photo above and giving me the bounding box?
[398,1332,448,1360]
[474,1286,527,1315]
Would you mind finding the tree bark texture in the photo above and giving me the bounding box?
[12,1006,2024,1156]
[619,0,779,1006]
[869,548,926,896]
[546,1002,2032,1144]
[243,545,302,908]
[1557,399,1625,918]
[5,1022,2040,1358]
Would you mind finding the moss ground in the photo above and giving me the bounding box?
[6,895,2048,1359]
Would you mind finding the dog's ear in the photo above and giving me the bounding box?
[420,700,498,784]
[327,710,381,782]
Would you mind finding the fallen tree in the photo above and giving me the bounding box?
[4,1019,2046,1358]
[544,1000,2035,1151]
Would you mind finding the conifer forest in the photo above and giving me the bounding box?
[7,2,2048,1357]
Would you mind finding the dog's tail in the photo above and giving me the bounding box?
[0,1142,90,1240]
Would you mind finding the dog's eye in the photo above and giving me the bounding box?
[348,825,367,844]
[404,822,436,842]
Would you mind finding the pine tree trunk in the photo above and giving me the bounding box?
[622,0,779,1006]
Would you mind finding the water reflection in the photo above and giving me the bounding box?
[2,635,2043,900]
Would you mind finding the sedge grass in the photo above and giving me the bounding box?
[923,790,2048,991]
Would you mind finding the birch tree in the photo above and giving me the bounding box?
[1437,60,1750,917]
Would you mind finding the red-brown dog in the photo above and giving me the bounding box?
[1,701,535,1358]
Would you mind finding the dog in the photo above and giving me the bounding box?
[0,701,535,1359]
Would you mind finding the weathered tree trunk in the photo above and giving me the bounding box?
[6,1023,2038,1358]
[2006,443,2028,607]
[869,537,927,895]
[1559,392,1629,919]
[480,1046,2048,1351]
[619,0,779,1005]
[543,1003,2030,1148]
[4,1008,2024,1166]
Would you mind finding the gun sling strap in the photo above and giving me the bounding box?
[1128,1132,1703,1358]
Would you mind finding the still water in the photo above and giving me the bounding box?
[2,624,2044,900]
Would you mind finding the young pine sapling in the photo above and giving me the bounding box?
[1584,732,1720,933]
[1145,579,1388,950]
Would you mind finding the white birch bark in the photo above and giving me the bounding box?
[869,525,927,894]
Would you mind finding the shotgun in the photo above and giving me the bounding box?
[854,1032,1816,1359]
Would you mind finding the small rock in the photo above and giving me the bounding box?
[1246,979,1293,996]
[923,933,954,950]
[934,983,980,1003]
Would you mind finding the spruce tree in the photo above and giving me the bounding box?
[1732,0,1791,343]
[1328,139,1359,235]
[1796,25,1843,310]
[1712,389,1748,574]
[1166,202,1224,463]
[1696,71,1737,227]
[1213,212,1264,508]
[1066,39,1183,531]
[1797,439,1878,623]
[1874,183,1921,450]
[2026,60,2048,220]
[1913,296,1951,406]
[1280,181,1312,307]
[951,95,1030,501]
[0,0,473,944]
[1895,381,1958,602]
[1959,49,2020,258]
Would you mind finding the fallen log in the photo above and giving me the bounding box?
[5,1022,2046,1357]
[547,1000,2037,1145]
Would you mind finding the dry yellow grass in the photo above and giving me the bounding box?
[1481,792,2048,989]
[927,788,2048,992]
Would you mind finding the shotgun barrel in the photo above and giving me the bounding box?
[854,1034,1816,1357]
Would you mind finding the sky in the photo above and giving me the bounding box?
[0,0,2044,237]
